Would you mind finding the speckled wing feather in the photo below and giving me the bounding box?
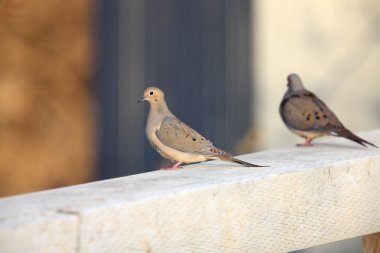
[156,116,230,156]
[281,90,378,147]
[280,91,343,133]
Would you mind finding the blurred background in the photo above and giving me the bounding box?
[2,0,379,196]
[0,0,379,251]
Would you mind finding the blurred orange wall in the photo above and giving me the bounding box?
[0,0,96,197]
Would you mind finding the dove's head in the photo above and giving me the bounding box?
[287,73,305,91]
[138,87,165,104]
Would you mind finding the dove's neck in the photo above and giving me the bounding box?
[292,86,305,92]
[148,100,173,120]
[286,86,304,96]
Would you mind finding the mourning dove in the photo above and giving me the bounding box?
[138,87,266,169]
[280,74,378,148]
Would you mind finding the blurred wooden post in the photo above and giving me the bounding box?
[363,233,380,253]
[0,0,95,196]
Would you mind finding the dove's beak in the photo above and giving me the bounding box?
[138,97,146,103]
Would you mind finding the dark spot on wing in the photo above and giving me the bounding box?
[306,114,311,121]
[323,114,327,118]
[186,134,189,138]
[210,147,231,156]
[316,116,320,120]
[192,137,197,141]
[327,123,342,130]
[304,92,314,97]
[201,138,205,141]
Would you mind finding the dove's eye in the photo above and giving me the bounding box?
[149,91,154,96]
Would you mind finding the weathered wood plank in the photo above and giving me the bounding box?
[0,214,77,253]
[0,130,379,252]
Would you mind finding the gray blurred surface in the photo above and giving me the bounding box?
[98,0,253,177]
[293,237,362,253]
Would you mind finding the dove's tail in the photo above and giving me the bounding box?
[337,128,378,148]
[219,156,268,167]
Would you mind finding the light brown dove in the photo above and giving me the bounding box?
[138,87,266,170]
[279,74,378,148]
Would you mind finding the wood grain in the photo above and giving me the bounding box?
[0,130,380,252]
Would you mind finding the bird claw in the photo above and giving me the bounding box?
[296,143,313,147]
[296,141,313,147]
[160,162,183,170]
[160,166,182,170]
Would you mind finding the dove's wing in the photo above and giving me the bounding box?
[280,91,343,132]
[155,116,230,156]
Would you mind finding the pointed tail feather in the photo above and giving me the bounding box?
[219,156,268,167]
[338,128,378,148]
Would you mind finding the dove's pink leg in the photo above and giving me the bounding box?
[297,137,313,147]
[161,162,182,170]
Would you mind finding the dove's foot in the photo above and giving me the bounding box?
[296,143,313,147]
[161,162,182,170]
[296,138,313,147]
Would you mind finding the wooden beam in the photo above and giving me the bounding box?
[0,130,379,253]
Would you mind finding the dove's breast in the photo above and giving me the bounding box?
[145,116,207,163]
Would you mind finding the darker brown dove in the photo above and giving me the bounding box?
[279,74,378,148]
[139,87,267,169]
